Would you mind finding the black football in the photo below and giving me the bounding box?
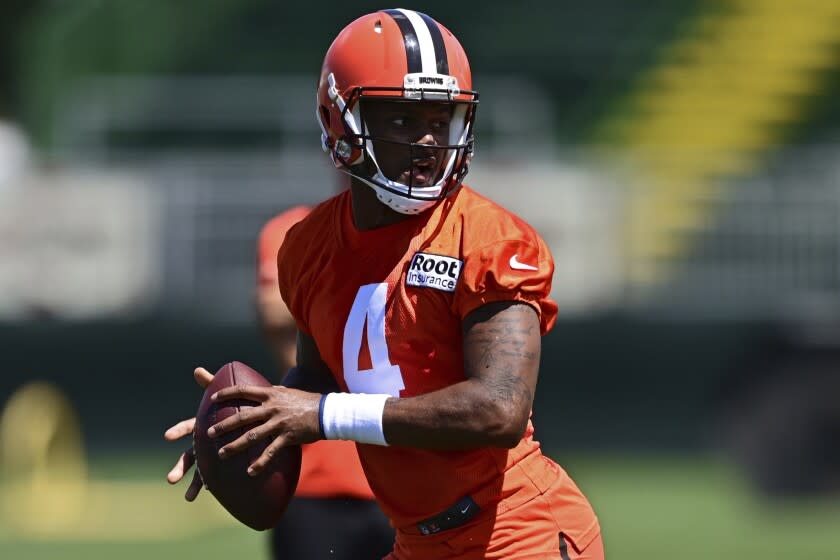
[193,361,301,530]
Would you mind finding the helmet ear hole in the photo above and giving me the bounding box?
[319,105,331,128]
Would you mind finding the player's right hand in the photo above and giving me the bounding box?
[164,367,214,501]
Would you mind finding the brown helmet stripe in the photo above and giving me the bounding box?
[417,11,449,75]
[383,9,423,74]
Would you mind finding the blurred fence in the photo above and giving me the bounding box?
[4,147,840,323]
[3,75,840,324]
[624,145,840,321]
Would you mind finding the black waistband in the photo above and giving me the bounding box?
[415,496,480,535]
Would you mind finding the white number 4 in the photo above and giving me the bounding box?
[342,283,405,397]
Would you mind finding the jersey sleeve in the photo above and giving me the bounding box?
[453,236,558,335]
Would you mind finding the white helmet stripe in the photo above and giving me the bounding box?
[397,9,439,75]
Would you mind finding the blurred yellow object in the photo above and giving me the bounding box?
[0,382,236,540]
[0,382,87,533]
[595,0,840,286]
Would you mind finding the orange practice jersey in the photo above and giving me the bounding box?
[277,186,599,545]
[258,208,374,500]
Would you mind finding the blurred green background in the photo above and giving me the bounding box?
[2,1,840,558]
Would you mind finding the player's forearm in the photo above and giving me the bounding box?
[290,331,342,393]
[381,378,529,449]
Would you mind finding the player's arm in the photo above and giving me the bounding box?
[207,301,540,472]
[280,332,341,394]
[381,300,539,449]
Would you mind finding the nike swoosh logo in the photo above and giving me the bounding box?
[509,255,538,271]
[460,505,470,514]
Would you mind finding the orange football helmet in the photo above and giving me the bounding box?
[316,9,479,214]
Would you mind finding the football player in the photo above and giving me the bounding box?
[167,8,603,559]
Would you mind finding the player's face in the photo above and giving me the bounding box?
[361,99,453,188]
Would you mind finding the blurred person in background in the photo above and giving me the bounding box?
[256,203,394,560]
[167,8,602,559]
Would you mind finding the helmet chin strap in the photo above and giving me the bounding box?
[340,133,452,215]
[348,172,440,215]
[355,135,463,215]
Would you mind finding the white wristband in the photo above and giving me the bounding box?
[319,393,390,446]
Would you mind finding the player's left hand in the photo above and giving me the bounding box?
[165,366,215,501]
[207,385,322,476]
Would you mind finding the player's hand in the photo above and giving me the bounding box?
[164,367,214,501]
[207,385,322,476]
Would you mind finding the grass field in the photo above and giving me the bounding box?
[1,451,839,559]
